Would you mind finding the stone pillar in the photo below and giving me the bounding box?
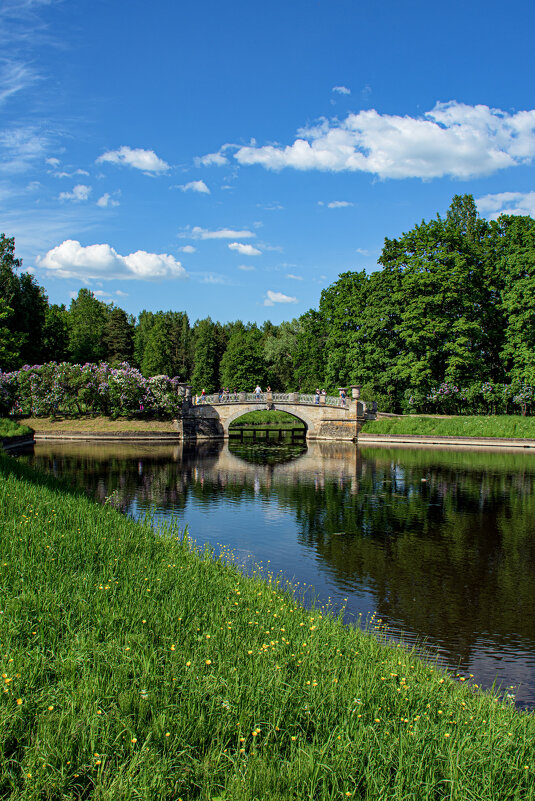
[289,392,298,403]
[320,393,326,405]
[266,388,273,404]
[350,385,362,400]
[239,391,246,402]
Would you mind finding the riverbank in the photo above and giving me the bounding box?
[1,452,534,799]
[364,414,535,439]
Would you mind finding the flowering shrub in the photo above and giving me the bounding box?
[0,362,182,417]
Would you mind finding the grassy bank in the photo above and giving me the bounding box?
[363,414,535,439]
[0,418,33,439]
[230,410,305,428]
[1,455,534,800]
[20,415,178,434]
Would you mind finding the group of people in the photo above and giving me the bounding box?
[194,386,348,406]
[314,388,327,404]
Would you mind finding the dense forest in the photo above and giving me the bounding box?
[2,194,535,414]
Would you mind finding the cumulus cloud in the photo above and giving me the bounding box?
[179,179,210,194]
[37,240,187,281]
[96,146,169,174]
[476,191,535,220]
[324,200,353,208]
[179,245,196,253]
[194,151,229,167]
[263,290,298,306]
[45,157,60,167]
[59,184,91,202]
[97,192,120,208]
[233,102,535,179]
[188,226,255,239]
[286,273,303,280]
[332,85,351,95]
[228,242,261,256]
[238,264,255,271]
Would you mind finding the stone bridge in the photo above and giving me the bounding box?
[175,387,377,442]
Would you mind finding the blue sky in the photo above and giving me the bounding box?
[2,0,535,324]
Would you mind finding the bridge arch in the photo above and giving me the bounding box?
[223,405,310,436]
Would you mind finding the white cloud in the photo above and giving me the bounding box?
[476,191,535,220]
[45,157,60,167]
[96,146,169,174]
[189,226,256,240]
[286,273,303,280]
[228,242,261,256]
[200,273,232,285]
[93,290,111,298]
[0,59,39,105]
[97,192,120,208]
[263,290,298,306]
[179,179,210,194]
[332,85,350,95]
[115,290,128,297]
[53,168,90,178]
[238,264,255,271]
[59,184,91,202]
[37,240,187,281]
[355,247,370,255]
[327,200,353,208]
[194,151,229,167]
[179,245,196,253]
[0,126,48,173]
[233,102,535,179]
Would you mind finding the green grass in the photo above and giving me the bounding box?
[362,414,535,439]
[0,418,33,439]
[1,453,534,800]
[21,416,178,434]
[230,410,305,428]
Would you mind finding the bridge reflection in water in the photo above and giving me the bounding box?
[22,438,535,708]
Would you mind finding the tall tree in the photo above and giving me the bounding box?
[220,325,266,389]
[68,289,109,364]
[42,304,70,363]
[495,214,535,384]
[104,307,135,365]
[0,234,48,366]
[140,311,191,377]
[191,317,219,392]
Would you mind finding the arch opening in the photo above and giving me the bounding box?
[227,408,307,432]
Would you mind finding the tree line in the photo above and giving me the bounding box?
[2,193,535,413]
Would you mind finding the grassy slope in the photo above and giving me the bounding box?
[363,415,535,439]
[22,416,178,434]
[0,419,33,438]
[0,453,534,800]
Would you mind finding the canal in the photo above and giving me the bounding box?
[21,437,535,708]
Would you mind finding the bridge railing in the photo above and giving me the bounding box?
[193,392,349,408]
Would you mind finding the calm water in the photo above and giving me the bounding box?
[22,438,535,708]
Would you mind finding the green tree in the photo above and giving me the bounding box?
[68,289,109,364]
[191,317,219,392]
[104,307,135,366]
[495,214,535,384]
[141,311,191,377]
[0,233,48,366]
[0,299,20,371]
[220,325,267,389]
[42,304,70,363]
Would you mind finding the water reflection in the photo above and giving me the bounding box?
[23,439,535,707]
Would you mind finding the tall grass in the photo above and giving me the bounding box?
[363,415,535,439]
[1,453,534,799]
[0,419,32,439]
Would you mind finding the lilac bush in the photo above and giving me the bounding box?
[0,362,182,417]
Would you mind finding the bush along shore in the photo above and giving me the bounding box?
[362,414,535,440]
[0,418,33,440]
[1,454,534,800]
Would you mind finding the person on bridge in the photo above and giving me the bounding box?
[201,388,206,403]
[254,385,262,399]
[315,388,320,404]
[339,388,346,407]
